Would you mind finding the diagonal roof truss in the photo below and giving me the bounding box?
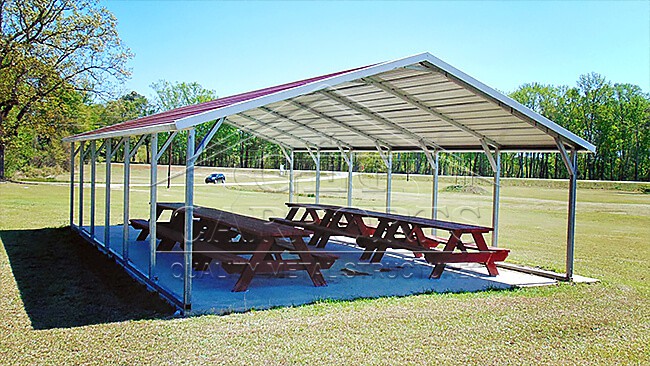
[63,52,595,153]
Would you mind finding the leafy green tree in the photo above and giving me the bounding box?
[0,0,132,179]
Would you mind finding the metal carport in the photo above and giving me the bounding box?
[63,52,595,311]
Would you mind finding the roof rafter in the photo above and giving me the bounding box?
[319,89,441,150]
[258,106,351,149]
[363,76,501,149]
[289,99,393,148]
[224,117,292,150]
[238,112,318,149]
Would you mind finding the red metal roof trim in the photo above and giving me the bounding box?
[71,64,376,140]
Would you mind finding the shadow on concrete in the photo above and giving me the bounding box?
[0,227,174,330]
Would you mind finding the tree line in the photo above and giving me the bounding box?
[2,1,648,182]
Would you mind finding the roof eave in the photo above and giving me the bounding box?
[62,122,177,142]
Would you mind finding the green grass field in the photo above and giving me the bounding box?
[1,165,648,364]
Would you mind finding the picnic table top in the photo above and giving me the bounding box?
[285,202,492,233]
[158,202,306,238]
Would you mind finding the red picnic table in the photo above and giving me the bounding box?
[130,202,338,292]
[271,203,509,279]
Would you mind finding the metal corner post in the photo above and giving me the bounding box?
[556,138,578,281]
[79,142,85,228]
[69,141,75,227]
[90,140,97,239]
[566,149,578,280]
[123,137,131,261]
[149,133,158,280]
[105,138,112,251]
[183,128,196,311]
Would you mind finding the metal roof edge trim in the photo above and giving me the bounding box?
[62,123,176,142]
[420,54,596,153]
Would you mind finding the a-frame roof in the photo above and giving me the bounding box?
[64,53,595,152]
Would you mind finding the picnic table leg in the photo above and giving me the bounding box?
[472,232,499,276]
[360,219,390,260]
[429,230,462,278]
[292,236,327,287]
[370,220,400,263]
[136,229,149,241]
[285,207,299,220]
[306,209,335,246]
[308,208,321,224]
[157,210,185,251]
[314,210,342,248]
[137,206,169,241]
[232,238,274,292]
[314,233,331,248]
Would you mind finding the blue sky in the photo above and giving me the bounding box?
[105,0,650,99]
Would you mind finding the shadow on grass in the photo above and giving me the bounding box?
[0,227,174,330]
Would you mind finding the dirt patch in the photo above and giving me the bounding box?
[442,184,489,195]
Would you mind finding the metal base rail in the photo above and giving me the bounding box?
[71,225,186,312]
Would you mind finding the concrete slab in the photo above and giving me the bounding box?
[83,225,558,314]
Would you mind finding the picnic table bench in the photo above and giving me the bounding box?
[130,202,338,292]
[271,203,509,278]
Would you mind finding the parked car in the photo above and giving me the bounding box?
[205,173,226,184]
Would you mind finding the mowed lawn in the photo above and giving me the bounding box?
[0,165,648,364]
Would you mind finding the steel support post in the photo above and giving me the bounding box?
[289,150,294,202]
[90,141,97,239]
[423,148,439,236]
[79,143,84,228]
[566,150,578,280]
[556,138,578,281]
[105,139,112,251]
[315,150,321,204]
[149,133,158,280]
[347,151,354,207]
[69,142,75,227]
[123,137,130,261]
[385,151,393,213]
[491,151,501,247]
[183,128,196,310]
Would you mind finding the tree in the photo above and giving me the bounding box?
[0,0,132,179]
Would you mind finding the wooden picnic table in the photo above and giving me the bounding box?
[271,203,509,278]
[130,202,338,292]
